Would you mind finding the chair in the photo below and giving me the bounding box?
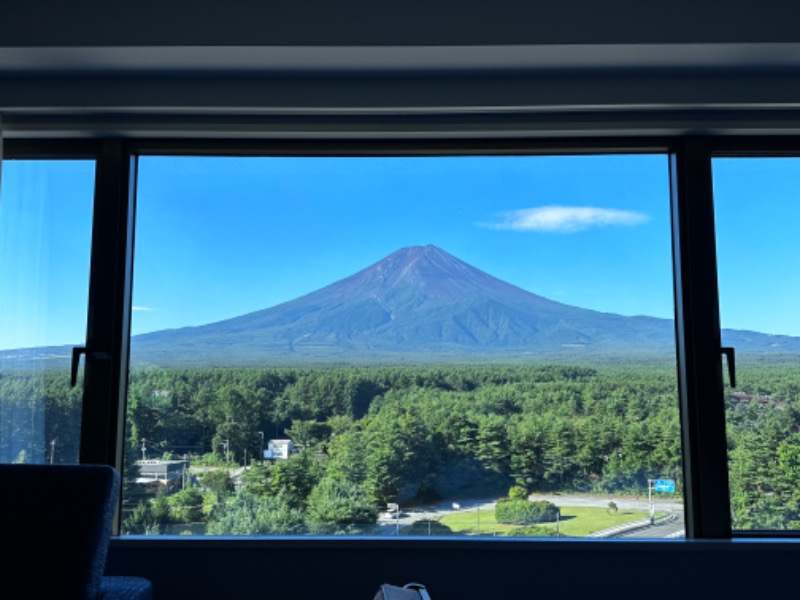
[0,463,153,600]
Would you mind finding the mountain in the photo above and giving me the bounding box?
[123,244,799,366]
[6,245,799,368]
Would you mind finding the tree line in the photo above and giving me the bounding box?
[2,362,799,532]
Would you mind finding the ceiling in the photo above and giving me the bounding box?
[3,0,800,137]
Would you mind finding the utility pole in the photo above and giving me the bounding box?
[49,438,56,464]
[387,503,400,535]
[221,440,230,472]
[648,479,655,524]
[141,438,147,461]
[258,431,264,462]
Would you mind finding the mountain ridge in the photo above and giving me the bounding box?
[5,245,800,367]
[124,245,800,365]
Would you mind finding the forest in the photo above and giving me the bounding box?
[1,361,799,534]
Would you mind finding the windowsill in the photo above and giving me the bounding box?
[110,535,800,549]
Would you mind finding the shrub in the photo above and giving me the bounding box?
[495,499,560,525]
[305,478,379,533]
[167,486,205,523]
[508,485,529,500]
[504,525,556,537]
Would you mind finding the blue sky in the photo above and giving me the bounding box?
[1,153,797,351]
[0,160,95,352]
[713,158,800,340]
[130,154,673,337]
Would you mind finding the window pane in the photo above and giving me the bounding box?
[124,154,682,538]
[0,159,95,464]
[714,157,800,531]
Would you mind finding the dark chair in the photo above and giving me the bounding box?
[0,463,153,600]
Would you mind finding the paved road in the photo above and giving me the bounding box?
[376,493,685,538]
[529,493,685,538]
[528,493,683,513]
[376,497,498,534]
[617,512,685,538]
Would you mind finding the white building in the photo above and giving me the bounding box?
[262,439,298,460]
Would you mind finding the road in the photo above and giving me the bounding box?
[376,497,498,534]
[527,493,683,513]
[617,512,685,538]
[528,493,685,538]
[376,493,685,538]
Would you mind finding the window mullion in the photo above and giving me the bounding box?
[80,141,135,473]
[671,138,731,538]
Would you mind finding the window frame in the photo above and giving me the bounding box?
[2,134,767,541]
[704,137,800,537]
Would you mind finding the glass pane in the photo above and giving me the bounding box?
[714,157,800,531]
[124,154,682,538]
[0,159,95,464]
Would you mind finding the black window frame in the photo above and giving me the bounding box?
[3,133,767,541]
[704,136,800,538]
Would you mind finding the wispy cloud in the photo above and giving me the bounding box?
[480,205,650,233]
[132,306,155,312]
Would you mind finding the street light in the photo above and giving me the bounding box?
[49,438,56,465]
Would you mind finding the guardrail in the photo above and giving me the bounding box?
[587,512,677,538]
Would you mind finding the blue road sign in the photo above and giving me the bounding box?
[654,479,675,493]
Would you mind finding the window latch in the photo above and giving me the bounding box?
[721,346,736,388]
[70,346,87,387]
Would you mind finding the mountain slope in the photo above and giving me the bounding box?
[130,245,682,364]
[6,245,800,368]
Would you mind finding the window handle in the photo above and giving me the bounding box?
[70,346,87,387]
[721,346,736,388]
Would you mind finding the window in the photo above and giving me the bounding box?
[4,139,799,541]
[0,158,95,465]
[122,152,683,537]
[714,156,800,531]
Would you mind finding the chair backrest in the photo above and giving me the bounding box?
[0,463,120,600]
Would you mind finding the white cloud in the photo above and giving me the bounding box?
[481,205,650,233]
[132,306,155,312]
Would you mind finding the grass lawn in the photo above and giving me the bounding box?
[438,505,654,537]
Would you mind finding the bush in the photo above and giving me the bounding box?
[167,486,205,523]
[508,485,528,500]
[504,525,556,537]
[206,489,305,535]
[198,469,234,497]
[305,478,379,533]
[495,499,560,525]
